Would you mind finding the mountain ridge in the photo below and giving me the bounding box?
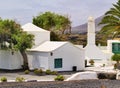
[71,16,104,34]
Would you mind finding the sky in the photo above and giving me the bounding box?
[0,0,117,27]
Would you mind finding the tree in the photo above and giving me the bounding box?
[111,54,120,69]
[50,31,61,41]
[33,12,71,34]
[99,0,120,38]
[0,19,34,69]
[111,54,120,64]
[13,32,34,69]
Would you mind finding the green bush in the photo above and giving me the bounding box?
[45,69,51,75]
[1,77,7,82]
[16,77,25,82]
[34,68,38,71]
[24,70,30,74]
[54,75,65,81]
[34,69,43,75]
[51,71,58,75]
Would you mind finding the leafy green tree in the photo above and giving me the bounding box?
[0,19,34,69]
[99,0,120,37]
[33,11,71,34]
[50,31,61,41]
[111,54,120,64]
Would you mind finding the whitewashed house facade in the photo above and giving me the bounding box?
[27,41,85,71]
[22,23,85,71]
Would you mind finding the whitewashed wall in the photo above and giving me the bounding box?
[27,43,85,71]
[49,43,85,71]
[27,31,50,47]
[0,50,23,70]
[27,52,49,70]
[85,44,107,61]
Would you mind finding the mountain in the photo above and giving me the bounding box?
[71,16,104,34]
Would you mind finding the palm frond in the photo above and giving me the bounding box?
[105,9,120,18]
[99,15,119,25]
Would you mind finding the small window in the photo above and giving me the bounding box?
[54,58,62,68]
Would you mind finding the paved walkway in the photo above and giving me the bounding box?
[0,66,117,82]
[85,66,117,73]
[0,72,71,82]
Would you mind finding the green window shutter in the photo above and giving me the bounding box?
[54,58,62,68]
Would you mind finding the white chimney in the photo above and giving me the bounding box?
[87,16,95,45]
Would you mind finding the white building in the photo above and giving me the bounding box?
[22,23,50,47]
[22,23,85,71]
[0,23,85,71]
[27,41,85,71]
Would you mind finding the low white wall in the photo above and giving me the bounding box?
[0,50,23,70]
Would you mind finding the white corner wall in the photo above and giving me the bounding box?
[27,31,50,47]
[0,50,23,70]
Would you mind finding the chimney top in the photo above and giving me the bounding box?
[88,16,94,22]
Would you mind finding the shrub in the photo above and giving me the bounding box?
[34,68,38,71]
[16,77,25,82]
[103,64,105,67]
[24,70,30,74]
[114,63,117,69]
[107,73,116,80]
[1,77,7,82]
[98,73,107,79]
[98,73,116,80]
[89,59,94,65]
[45,69,51,75]
[51,71,58,75]
[34,69,43,75]
[54,75,65,81]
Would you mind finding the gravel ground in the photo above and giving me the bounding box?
[0,80,120,88]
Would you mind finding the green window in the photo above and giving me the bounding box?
[54,58,62,68]
[112,43,120,54]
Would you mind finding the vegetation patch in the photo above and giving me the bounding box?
[0,77,7,82]
[16,77,25,82]
[24,70,30,74]
[97,73,116,80]
[34,69,43,75]
[54,75,65,81]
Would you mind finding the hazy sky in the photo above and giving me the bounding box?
[0,0,117,26]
